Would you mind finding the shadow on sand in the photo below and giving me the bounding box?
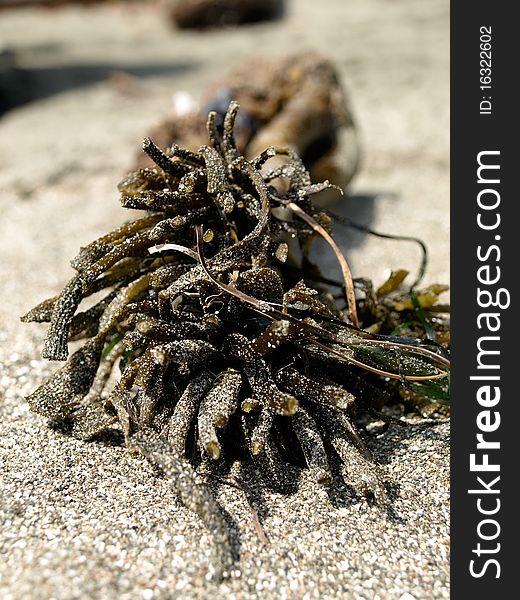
[1,59,197,114]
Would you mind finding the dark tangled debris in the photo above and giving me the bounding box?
[22,102,450,579]
[168,0,285,30]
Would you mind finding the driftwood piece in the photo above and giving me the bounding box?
[136,52,360,200]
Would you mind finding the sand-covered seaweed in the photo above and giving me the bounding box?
[22,102,450,578]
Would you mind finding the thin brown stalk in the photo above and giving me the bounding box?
[286,201,359,327]
[195,226,448,382]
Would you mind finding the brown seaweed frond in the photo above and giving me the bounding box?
[22,102,450,578]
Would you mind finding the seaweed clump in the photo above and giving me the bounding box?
[22,102,450,577]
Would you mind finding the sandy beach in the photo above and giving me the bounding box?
[0,1,449,597]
